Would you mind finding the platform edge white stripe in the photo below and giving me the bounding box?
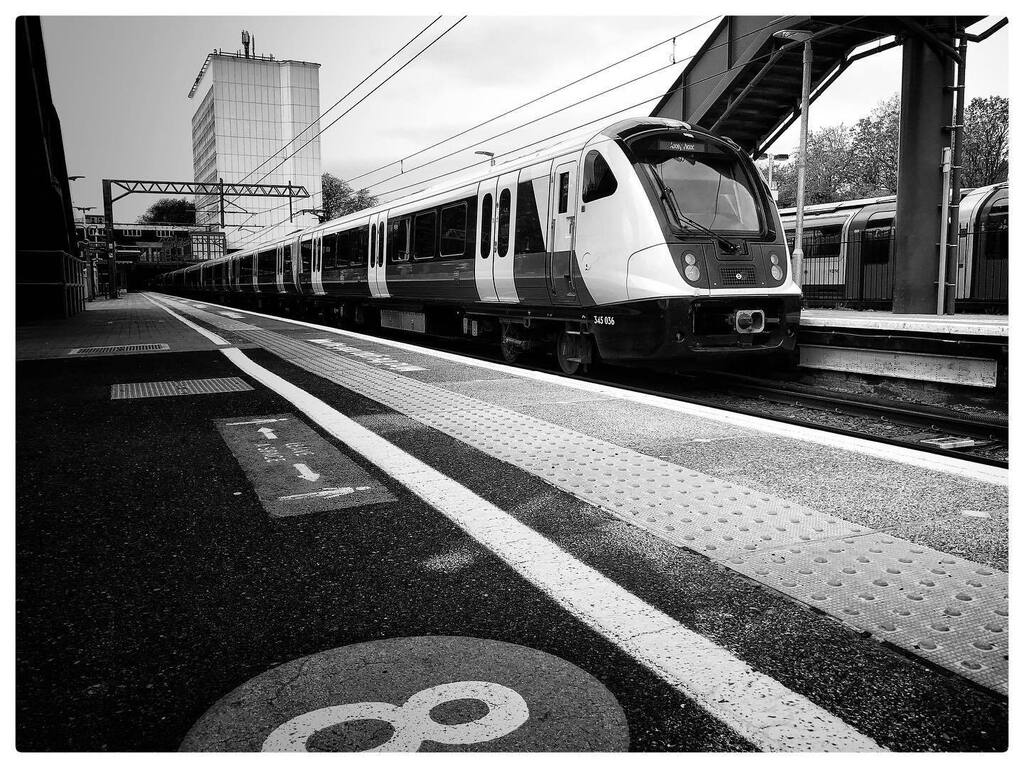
[159,296,1004,487]
[142,293,230,346]
[219,345,883,753]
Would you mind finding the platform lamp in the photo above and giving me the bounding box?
[773,29,814,288]
[756,153,789,201]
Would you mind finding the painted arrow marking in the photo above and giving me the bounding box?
[258,427,278,440]
[279,486,371,502]
[226,417,290,427]
[294,463,321,482]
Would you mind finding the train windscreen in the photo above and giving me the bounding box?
[629,134,762,235]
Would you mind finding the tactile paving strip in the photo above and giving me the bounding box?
[153,297,1009,693]
[110,377,253,400]
[70,343,169,355]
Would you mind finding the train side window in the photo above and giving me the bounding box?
[283,246,293,279]
[241,254,255,284]
[440,203,468,257]
[413,211,438,260]
[861,215,893,264]
[258,249,275,280]
[984,201,1008,259]
[515,180,544,255]
[370,223,377,265]
[353,226,369,270]
[300,238,312,274]
[389,218,411,262]
[480,194,493,258]
[322,234,336,269]
[558,172,569,213]
[582,151,617,203]
[335,230,350,268]
[804,225,842,259]
[497,188,511,257]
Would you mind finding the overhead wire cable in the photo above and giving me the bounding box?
[361,15,792,193]
[250,16,467,188]
[229,15,466,239]
[233,15,443,187]
[370,21,805,201]
[344,15,724,186]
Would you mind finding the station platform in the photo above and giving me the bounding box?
[16,292,1008,752]
[796,308,1008,390]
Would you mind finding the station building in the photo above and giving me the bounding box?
[188,41,322,250]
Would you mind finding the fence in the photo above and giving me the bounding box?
[16,249,87,321]
[794,226,1006,313]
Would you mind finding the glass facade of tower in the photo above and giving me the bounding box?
[190,52,322,250]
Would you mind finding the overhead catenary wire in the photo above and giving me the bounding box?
[369,19,800,202]
[237,14,868,245]
[344,15,724,187]
[232,16,444,189]
[249,16,467,190]
[228,15,466,238]
[360,15,791,195]
[234,24,803,249]
[232,16,785,246]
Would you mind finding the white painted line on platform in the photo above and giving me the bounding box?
[219,345,883,753]
[142,293,230,346]
[173,298,1006,487]
[220,311,246,319]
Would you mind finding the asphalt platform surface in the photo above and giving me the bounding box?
[15,297,1008,752]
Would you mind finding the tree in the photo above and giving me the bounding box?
[773,124,859,207]
[849,94,900,197]
[137,198,196,224]
[961,96,1009,187]
[322,172,378,220]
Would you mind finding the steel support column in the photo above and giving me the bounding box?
[892,22,955,313]
[102,179,117,300]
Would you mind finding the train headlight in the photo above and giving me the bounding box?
[683,252,697,265]
[769,253,779,265]
[684,265,701,281]
[771,265,784,280]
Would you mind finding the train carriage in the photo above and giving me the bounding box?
[780,182,1007,311]
[159,117,802,373]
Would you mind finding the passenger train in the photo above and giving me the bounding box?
[779,182,1007,311]
[158,118,802,373]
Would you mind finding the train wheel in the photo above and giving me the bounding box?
[500,325,524,364]
[555,330,581,376]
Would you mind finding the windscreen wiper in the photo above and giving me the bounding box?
[653,168,739,253]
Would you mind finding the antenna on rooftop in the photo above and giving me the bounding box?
[242,30,251,58]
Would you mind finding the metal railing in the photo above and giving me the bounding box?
[791,226,1007,313]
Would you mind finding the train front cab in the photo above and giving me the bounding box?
[575,120,801,368]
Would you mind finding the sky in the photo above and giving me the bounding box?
[40,12,1009,225]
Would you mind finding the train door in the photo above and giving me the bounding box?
[548,158,578,304]
[474,179,499,301]
[972,191,1008,301]
[493,172,520,303]
[312,232,325,295]
[368,212,389,298]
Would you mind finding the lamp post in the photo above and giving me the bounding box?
[757,153,790,201]
[773,29,813,288]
